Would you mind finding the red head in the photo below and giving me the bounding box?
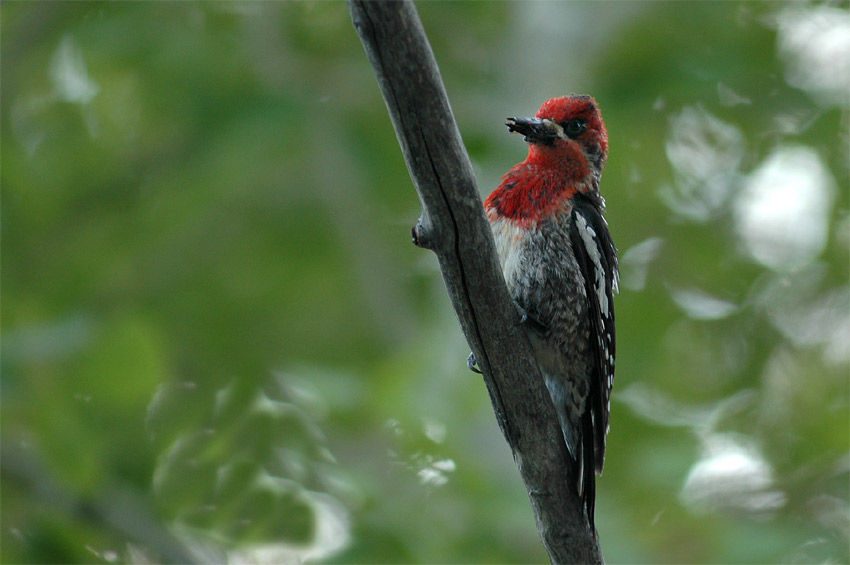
[509,95,608,181]
[487,95,609,222]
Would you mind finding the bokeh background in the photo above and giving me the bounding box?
[2,1,848,563]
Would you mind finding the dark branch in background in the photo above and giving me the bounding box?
[1,445,198,564]
[348,1,603,563]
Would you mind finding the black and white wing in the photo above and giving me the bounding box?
[569,191,619,475]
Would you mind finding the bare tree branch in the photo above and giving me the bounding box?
[348,1,603,563]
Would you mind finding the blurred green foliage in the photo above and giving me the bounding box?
[2,1,848,563]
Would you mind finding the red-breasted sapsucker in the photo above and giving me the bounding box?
[485,95,618,526]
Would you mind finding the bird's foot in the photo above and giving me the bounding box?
[514,303,547,333]
[516,303,529,325]
[466,352,482,374]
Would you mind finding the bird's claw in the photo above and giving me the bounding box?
[515,303,547,333]
[467,352,482,374]
[516,304,529,326]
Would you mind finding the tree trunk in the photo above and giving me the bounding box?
[348,1,603,562]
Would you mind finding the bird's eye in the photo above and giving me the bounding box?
[564,118,587,139]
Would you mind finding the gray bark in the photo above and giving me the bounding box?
[348,1,603,562]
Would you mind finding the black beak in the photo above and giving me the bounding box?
[506,117,557,144]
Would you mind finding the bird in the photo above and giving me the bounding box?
[483,94,618,527]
